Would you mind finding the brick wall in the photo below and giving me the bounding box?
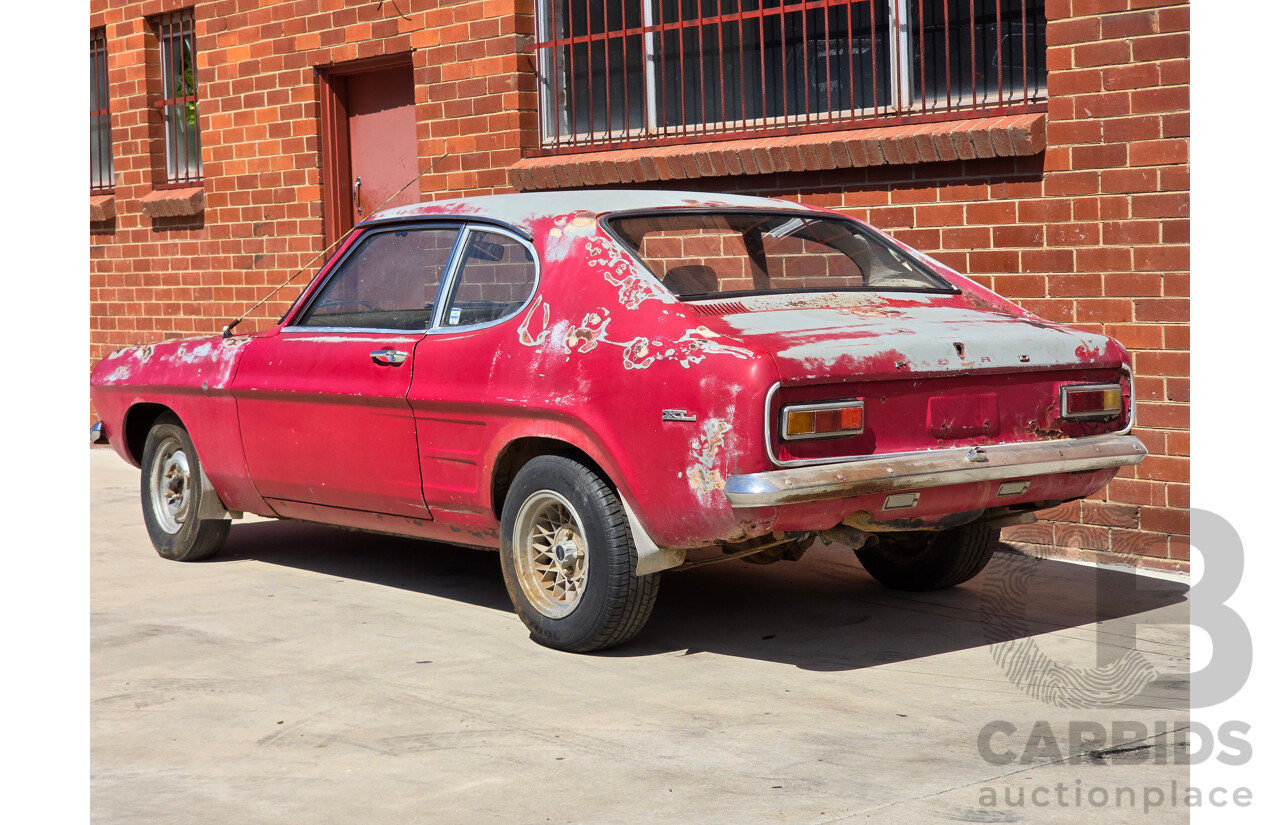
[90,0,536,353]
[89,0,1189,572]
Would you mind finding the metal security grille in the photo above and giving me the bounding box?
[534,0,1046,153]
[91,28,113,192]
[153,10,202,186]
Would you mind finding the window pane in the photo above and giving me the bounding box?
[908,0,1047,107]
[442,232,537,327]
[299,228,459,330]
[158,12,202,183]
[609,212,949,297]
[90,29,113,192]
[546,0,892,142]
[552,0,645,138]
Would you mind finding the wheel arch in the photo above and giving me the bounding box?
[488,434,685,576]
[123,402,180,464]
[490,436,612,521]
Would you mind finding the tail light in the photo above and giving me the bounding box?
[781,400,864,441]
[1060,383,1123,420]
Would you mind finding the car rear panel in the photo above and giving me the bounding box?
[770,366,1131,464]
[689,292,1132,465]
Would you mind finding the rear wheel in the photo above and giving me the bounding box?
[854,522,999,591]
[499,455,660,652]
[140,414,230,562]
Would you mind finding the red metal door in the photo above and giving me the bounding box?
[232,330,430,518]
[318,58,419,247]
[347,67,419,221]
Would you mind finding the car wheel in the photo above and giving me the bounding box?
[140,414,231,562]
[853,522,999,591]
[499,455,660,652]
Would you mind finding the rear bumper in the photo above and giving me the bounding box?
[90,421,109,445]
[723,434,1147,508]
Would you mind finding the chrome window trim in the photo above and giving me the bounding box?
[287,222,466,332]
[763,364,1138,469]
[278,326,427,336]
[779,399,865,441]
[427,224,541,335]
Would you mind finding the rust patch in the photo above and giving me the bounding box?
[1026,420,1068,440]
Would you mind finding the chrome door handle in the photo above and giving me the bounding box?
[370,349,408,365]
[354,176,362,216]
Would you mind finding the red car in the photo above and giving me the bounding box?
[90,191,1145,652]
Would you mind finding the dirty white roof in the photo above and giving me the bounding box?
[365,190,816,234]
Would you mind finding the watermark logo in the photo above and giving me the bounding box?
[980,507,1250,709]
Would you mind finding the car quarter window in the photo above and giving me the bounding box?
[296,226,459,330]
[439,230,537,328]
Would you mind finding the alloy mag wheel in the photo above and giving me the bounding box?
[511,490,590,619]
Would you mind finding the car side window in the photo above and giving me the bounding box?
[296,226,459,330]
[439,230,537,328]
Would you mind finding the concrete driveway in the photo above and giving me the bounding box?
[92,449,1190,824]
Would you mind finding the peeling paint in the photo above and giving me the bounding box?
[583,237,671,309]
[558,308,752,370]
[516,295,552,346]
[688,418,732,497]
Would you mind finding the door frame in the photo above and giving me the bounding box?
[316,53,417,250]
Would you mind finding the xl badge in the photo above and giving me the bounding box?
[661,409,697,422]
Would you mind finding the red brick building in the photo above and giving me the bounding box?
[89,0,1189,571]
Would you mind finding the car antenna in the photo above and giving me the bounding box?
[221,150,451,339]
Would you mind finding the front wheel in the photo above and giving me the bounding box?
[140,414,230,562]
[499,455,660,652]
[854,522,999,591]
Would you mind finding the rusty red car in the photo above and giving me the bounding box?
[90,190,1146,652]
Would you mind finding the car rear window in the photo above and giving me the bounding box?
[606,212,951,299]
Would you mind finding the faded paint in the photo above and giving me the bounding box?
[369,190,806,235]
[95,334,253,389]
[710,302,1121,384]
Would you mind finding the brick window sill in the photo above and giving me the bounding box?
[89,194,116,222]
[139,187,205,219]
[510,114,1046,192]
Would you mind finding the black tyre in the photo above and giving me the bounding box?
[499,455,660,652]
[854,522,999,591]
[139,414,230,562]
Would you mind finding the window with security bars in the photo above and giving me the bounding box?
[91,28,113,192]
[153,10,202,185]
[534,0,1045,152]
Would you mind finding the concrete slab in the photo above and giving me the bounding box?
[92,449,1190,823]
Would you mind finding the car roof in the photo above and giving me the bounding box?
[361,190,819,235]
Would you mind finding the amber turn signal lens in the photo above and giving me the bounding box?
[782,401,864,440]
[1060,384,1123,420]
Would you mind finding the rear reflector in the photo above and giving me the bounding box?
[1060,383,1123,420]
[782,400,864,441]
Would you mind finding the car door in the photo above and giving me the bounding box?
[408,226,540,516]
[233,223,462,518]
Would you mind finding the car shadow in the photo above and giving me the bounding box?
[216,519,1188,679]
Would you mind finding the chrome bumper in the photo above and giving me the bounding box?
[723,434,1147,508]
[90,421,108,445]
